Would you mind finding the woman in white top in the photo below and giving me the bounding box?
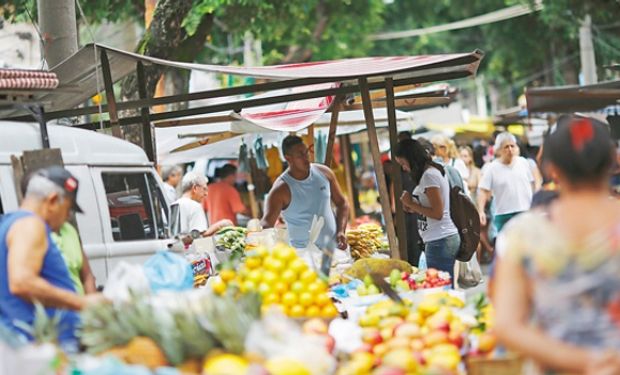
[431,134,469,181]
[396,139,460,280]
[459,146,481,202]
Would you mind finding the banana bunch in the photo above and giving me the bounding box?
[356,223,385,249]
[347,226,383,259]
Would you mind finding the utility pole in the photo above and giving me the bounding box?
[37,0,78,68]
[579,14,598,85]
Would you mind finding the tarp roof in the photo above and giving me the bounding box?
[0,43,482,120]
[526,80,620,113]
[157,108,418,164]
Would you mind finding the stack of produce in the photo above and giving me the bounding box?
[339,292,497,375]
[212,243,339,319]
[79,291,261,373]
[394,268,452,290]
[215,226,247,253]
[346,223,387,259]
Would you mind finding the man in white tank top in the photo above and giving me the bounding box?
[261,136,349,251]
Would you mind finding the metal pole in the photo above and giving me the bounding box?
[137,61,156,162]
[100,50,122,138]
[358,77,399,259]
[385,78,408,260]
[37,0,78,68]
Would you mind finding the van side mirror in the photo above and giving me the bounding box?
[169,202,181,238]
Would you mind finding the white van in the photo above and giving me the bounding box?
[0,121,174,285]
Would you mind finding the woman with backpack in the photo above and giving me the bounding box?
[395,139,460,281]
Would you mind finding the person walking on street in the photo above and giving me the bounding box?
[459,146,481,202]
[162,165,183,203]
[261,135,349,251]
[494,116,620,374]
[477,132,534,233]
[0,166,101,350]
[204,164,249,226]
[431,134,469,181]
[175,172,232,237]
[396,139,460,280]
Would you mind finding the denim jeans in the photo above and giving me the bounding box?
[424,233,460,282]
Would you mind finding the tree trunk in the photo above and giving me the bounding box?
[119,1,214,150]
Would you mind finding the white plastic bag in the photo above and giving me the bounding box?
[456,255,483,289]
[103,262,150,302]
[296,215,324,270]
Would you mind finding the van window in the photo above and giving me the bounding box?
[102,172,168,241]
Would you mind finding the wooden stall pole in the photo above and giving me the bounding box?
[308,124,315,162]
[340,135,357,223]
[137,61,156,162]
[100,50,122,138]
[358,78,399,259]
[385,78,408,260]
[324,95,344,166]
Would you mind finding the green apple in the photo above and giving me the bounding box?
[389,269,401,287]
[357,284,368,296]
[367,284,380,295]
[363,274,374,287]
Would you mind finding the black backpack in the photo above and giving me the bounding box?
[449,185,481,262]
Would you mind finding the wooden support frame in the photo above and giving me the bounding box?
[137,62,156,162]
[100,50,121,138]
[340,135,357,223]
[358,77,399,259]
[385,78,408,260]
[324,95,343,166]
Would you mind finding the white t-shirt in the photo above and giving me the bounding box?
[411,167,458,243]
[478,157,534,215]
[175,197,208,233]
[450,158,470,181]
[163,182,177,203]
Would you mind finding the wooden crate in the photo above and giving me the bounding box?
[466,354,524,375]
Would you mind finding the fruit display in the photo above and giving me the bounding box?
[80,291,261,371]
[346,223,388,259]
[346,258,413,280]
[215,226,247,253]
[342,292,482,375]
[391,268,452,291]
[213,243,339,319]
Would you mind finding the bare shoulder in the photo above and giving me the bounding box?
[7,216,46,246]
[269,178,291,201]
[314,164,336,180]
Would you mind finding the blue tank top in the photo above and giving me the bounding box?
[0,211,80,346]
[280,164,337,249]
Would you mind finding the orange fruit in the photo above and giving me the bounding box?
[282,292,298,307]
[289,305,305,318]
[298,292,313,307]
[316,293,331,307]
[321,304,338,318]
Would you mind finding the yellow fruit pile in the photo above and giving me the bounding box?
[346,223,385,259]
[213,243,338,319]
[342,292,473,374]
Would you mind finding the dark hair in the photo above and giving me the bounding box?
[416,138,435,156]
[282,135,304,156]
[398,131,412,141]
[543,115,613,186]
[396,139,445,185]
[218,163,237,179]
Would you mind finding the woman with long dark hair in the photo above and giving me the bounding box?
[494,115,620,374]
[395,139,460,280]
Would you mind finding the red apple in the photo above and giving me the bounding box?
[325,334,336,354]
[448,332,464,348]
[426,268,439,279]
[401,272,409,280]
[362,328,383,346]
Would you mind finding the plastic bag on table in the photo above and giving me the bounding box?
[143,251,194,292]
[456,255,483,289]
[0,342,58,375]
[103,262,150,302]
[296,215,324,271]
[418,251,427,270]
[245,309,336,375]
